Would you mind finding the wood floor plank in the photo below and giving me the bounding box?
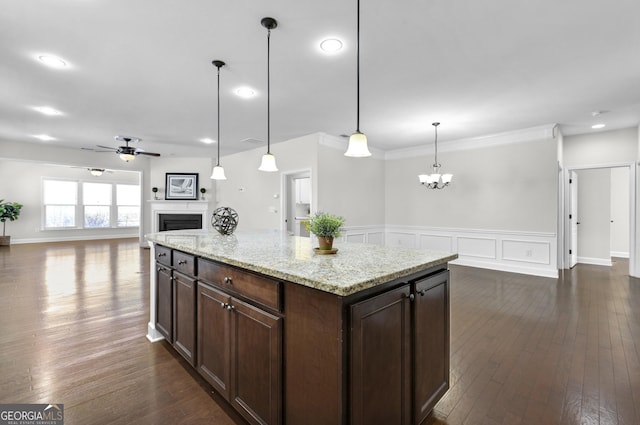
[2,241,639,425]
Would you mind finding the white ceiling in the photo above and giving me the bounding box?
[2,0,640,160]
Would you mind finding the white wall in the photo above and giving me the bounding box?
[564,127,637,166]
[215,133,319,231]
[611,167,630,257]
[384,137,558,232]
[317,136,386,226]
[576,168,611,265]
[0,159,139,243]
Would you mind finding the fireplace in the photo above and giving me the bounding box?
[149,200,209,233]
[159,214,203,231]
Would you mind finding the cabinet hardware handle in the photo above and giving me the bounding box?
[158,252,166,257]
[418,290,426,297]
[220,302,227,309]
[226,304,235,311]
[408,293,415,301]
[178,260,187,265]
[223,277,232,284]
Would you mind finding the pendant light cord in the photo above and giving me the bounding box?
[433,122,440,169]
[267,28,271,154]
[216,65,221,166]
[356,0,360,133]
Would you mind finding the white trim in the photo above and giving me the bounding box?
[148,200,209,233]
[611,251,630,258]
[384,124,557,160]
[11,233,138,244]
[386,225,558,278]
[577,256,613,267]
[146,241,165,342]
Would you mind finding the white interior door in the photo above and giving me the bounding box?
[570,171,578,268]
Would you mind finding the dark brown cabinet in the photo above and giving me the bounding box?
[350,284,412,425]
[173,271,196,366]
[413,270,450,425]
[153,243,451,425]
[350,270,450,425]
[155,265,173,341]
[197,282,282,425]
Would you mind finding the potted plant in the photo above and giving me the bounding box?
[306,211,345,251]
[0,200,23,246]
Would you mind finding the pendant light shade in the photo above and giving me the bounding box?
[259,17,278,172]
[210,60,227,180]
[344,0,371,157]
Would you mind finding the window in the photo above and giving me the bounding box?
[83,182,111,228]
[43,180,77,228]
[116,184,140,227]
[43,178,140,229]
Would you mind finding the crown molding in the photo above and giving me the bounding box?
[384,123,559,161]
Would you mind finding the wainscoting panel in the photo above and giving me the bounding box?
[457,237,497,259]
[342,226,386,246]
[386,225,558,278]
[502,239,551,265]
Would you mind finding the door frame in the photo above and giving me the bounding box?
[561,162,636,276]
[280,168,313,235]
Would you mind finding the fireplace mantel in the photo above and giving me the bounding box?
[148,200,209,232]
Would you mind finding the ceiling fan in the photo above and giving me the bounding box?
[83,135,161,162]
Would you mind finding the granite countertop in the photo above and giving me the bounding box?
[146,229,458,296]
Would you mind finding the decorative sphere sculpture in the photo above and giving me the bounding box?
[211,207,239,235]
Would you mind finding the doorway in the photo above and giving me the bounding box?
[564,163,635,274]
[281,170,312,236]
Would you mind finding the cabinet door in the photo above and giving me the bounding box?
[173,271,196,366]
[414,271,450,425]
[156,266,173,341]
[350,285,412,425]
[197,283,231,400]
[230,297,282,425]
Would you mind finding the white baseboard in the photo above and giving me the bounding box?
[578,256,613,266]
[11,233,138,244]
[611,251,630,259]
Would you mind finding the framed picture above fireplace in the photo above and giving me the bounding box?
[165,173,199,200]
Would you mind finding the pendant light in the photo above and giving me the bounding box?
[418,122,453,189]
[344,0,372,157]
[210,60,227,180]
[258,17,279,172]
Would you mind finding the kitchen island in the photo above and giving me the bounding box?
[146,229,457,425]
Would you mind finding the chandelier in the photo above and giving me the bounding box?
[418,122,453,189]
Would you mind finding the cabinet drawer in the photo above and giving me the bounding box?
[198,258,281,311]
[155,245,172,266]
[173,251,196,276]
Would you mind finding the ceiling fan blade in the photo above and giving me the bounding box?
[96,145,117,151]
[81,147,113,152]
[136,151,161,157]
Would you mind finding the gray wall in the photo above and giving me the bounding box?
[576,168,611,263]
[385,138,558,232]
[611,167,630,256]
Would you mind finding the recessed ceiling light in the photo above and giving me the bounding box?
[320,38,343,53]
[33,134,56,141]
[235,87,256,98]
[33,106,63,116]
[37,55,68,69]
[200,138,215,144]
[591,123,606,129]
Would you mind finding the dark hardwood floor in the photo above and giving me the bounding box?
[1,240,638,424]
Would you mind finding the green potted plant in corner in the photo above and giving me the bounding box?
[306,211,345,252]
[0,200,23,246]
